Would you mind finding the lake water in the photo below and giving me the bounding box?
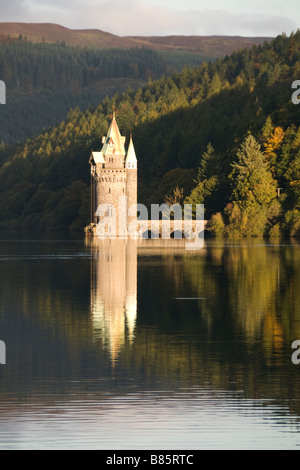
[0,232,300,450]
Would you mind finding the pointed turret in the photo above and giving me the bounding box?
[101,114,126,157]
[125,134,137,222]
[125,135,137,169]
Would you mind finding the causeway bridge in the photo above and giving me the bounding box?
[85,219,208,239]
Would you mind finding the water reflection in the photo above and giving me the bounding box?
[0,234,300,448]
[88,239,137,364]
[181,240,300,356]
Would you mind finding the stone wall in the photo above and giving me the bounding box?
[96,168,127,232]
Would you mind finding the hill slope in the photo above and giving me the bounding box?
[0,23,272,145]
[0,39,210,145]
[0,22,271,56]
[0,23,136,48]
[0,31,299,236]
[126,35,271,56]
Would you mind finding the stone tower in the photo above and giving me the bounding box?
[89,114,138,237]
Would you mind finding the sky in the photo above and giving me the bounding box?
[0,0,299,37]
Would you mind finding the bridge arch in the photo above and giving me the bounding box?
[142,230,159,239]
[170,230,186,239]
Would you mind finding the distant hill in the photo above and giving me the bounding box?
[0,23,272,57]
[126,35,272,56]
[0,23,136,48]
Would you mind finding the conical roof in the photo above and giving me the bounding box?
[125,135,137,163]
[101,114,126,156]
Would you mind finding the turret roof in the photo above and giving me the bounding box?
[101,114,126,156]
[90,151,105,164]
[125,135,137,163]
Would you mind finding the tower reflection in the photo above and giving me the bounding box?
[88,239,137,364]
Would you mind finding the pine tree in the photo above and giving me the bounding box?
[197,143,217,181]
[184,144,220,217]
[230,135,277,208]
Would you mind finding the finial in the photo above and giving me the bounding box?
[112,105,116,118]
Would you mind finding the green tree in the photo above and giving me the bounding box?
[184,144,221,217]
[230,135,277,208]
[227,135,279,236]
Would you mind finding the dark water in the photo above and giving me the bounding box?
[0,232,300,449]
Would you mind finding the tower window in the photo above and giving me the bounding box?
[109,188,111,194]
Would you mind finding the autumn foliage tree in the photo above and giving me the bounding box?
[263,126,285,175]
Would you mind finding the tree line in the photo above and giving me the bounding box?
[0,37,211,144]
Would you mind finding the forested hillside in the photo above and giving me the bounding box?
[0,37,213,144]
[0,31,299,236]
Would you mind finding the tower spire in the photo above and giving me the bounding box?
[125,134,137,167]
[102,112,126,156]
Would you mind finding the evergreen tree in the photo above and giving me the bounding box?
[230,135,277,208]
[184,144,221,217]
[225,135,278,236]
